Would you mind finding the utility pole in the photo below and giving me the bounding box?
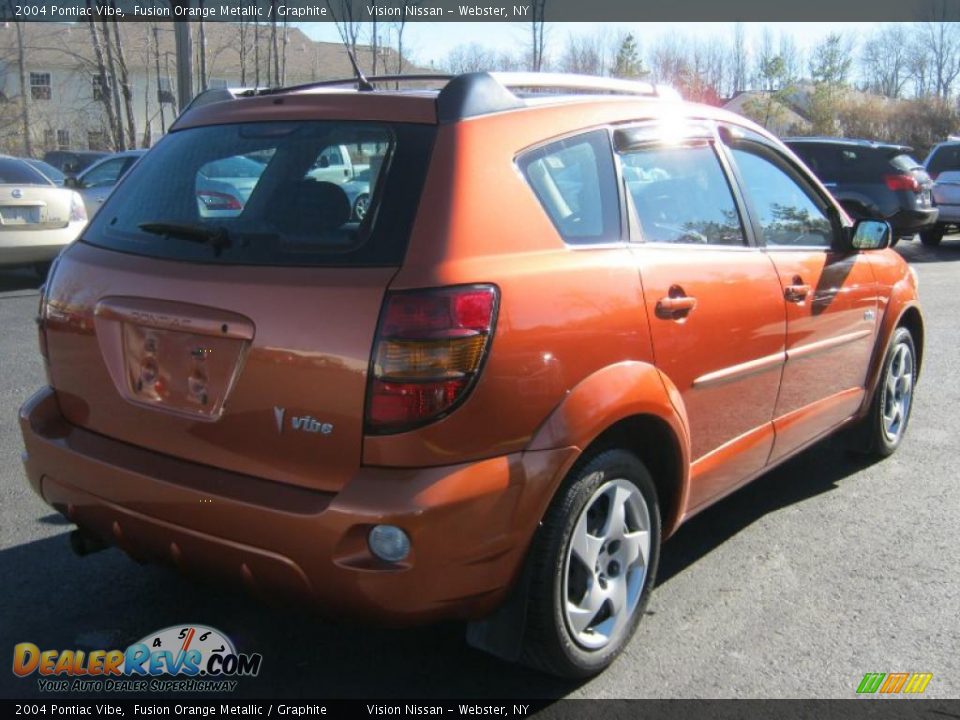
[174,20,193,112]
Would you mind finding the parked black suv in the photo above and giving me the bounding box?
[42,150,109,175]
[785,138,937,245]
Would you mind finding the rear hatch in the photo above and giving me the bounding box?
[41,117,435,493]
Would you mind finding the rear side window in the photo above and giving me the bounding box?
[518,130,620,244]
[621,144,746,246]
[0,158,52,185]
[889,154,921,173]
[927,145,960,175]
[82,120,435,267]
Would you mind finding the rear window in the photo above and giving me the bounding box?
[0,158,53,185]
[82,120,435,267]
[927,145,960,175]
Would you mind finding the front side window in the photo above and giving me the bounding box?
[519,129,620,244]
[731,146,833,248]
[621,143,746,246]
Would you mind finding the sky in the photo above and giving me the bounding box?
[297,21,872,68]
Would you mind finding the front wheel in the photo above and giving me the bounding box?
[520,450,661,678]
[849,327,917,457]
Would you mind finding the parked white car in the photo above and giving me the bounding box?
[0,156,87,275]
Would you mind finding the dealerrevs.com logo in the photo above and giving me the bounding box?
[13,624,263,693]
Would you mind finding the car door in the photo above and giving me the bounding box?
[618,123,787,512]
[720,127,880,463]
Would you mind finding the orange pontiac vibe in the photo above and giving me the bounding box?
[19,72,923,678]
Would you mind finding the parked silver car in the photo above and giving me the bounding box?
[0,156,87,274]
[922,140,960,246]
[66,150,146,217]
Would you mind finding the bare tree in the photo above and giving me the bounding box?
[731,22,749,94]
[270,6,280,85]
[326,0,363,67]
[110,18,137,149]
[559,32,606,76]
[86,9,120,151]
[915,7,960,99]
[530,0,547,71]
[99,18,125,149]
[11,19,32,156]
[862,25,909,98]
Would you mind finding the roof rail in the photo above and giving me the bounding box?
[180,72,681,125]
[436,72,680,123]
[254,74,455,96]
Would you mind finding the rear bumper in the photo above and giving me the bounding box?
[888,206,939,236]
[0,225,82,266]
[19,386,577,625]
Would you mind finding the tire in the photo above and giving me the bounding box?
[520,449,661,678]
[849,327,917,457]
[920,227,944,247]
[353,193,369,221]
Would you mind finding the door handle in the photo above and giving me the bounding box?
[655,293,697,320]
[784,277,811,303]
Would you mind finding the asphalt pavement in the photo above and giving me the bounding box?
[1,239,958,700]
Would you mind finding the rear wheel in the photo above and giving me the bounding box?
[520,449,660,678]
[920,227,944,246]
[849,327,917,457]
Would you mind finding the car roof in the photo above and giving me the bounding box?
[784,137,913,154]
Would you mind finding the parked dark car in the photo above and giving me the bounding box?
[42,150,109,175]
[785,138,937,246]
[922,140,960,246]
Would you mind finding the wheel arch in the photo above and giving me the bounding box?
[527,361,691,538]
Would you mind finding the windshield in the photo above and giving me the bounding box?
[81,120,435,267]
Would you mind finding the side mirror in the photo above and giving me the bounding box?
[63,175,81,189]
[847,219,891,251]
[318,156,330,169]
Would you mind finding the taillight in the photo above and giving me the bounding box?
[197,190,242,210]
[36,259,58,363]
[69,191,87,223]
[885,174,920,192]
[366,285,498,433]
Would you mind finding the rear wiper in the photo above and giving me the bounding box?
[138,221,231,255]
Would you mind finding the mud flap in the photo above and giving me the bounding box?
[465,555,533,662]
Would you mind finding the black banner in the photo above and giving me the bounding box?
[3,699,960,718]
[2,0,959,22]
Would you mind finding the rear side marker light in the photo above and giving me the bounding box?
[366,285,498,433]
[884,174,921,192]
